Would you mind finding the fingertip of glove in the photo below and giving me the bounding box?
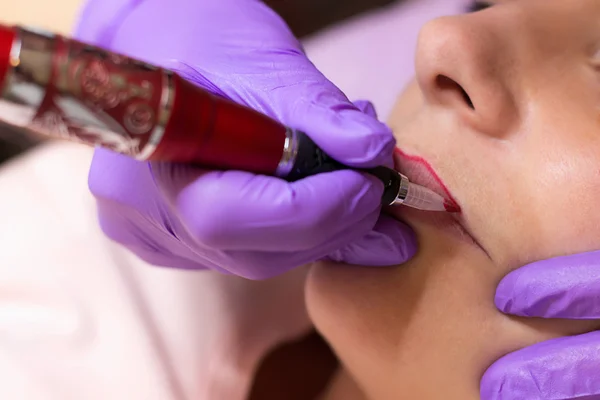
[328,216,417,266]
[480,333,600,400]
[370,217,418,264]
[297,103,396,168]
[328,113,396,167]
[494,265,557,317]
[479,365,510,400]
[479,352,538,400]
[352,100,378,119]
[494,280,517,315]
[89,148,154,202]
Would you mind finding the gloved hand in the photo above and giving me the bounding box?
[481,251,600,400]
[74,0,416,279]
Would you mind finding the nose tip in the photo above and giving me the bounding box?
[415,16,517,137]
[416,17,475,108]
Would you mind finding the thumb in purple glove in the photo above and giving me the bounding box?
[480,252,600,399]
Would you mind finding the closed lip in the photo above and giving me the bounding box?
[392,148,487,255]
[393,148,457,204]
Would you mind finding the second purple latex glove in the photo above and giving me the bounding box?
[75,0,416,279]
[481,252,600,400]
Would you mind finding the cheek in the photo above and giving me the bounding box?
[523,151,600,259]
[500,66,600,262]
[389,79,424,128]
[488,121,600,267]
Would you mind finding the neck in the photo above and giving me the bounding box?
[248,331,340,400]
[318,370,367,400]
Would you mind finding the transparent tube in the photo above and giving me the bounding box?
[402,183,447,211]
[388,172,448,211]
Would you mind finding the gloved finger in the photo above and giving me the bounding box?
[326,214,417,266]
[88,149,223,268]
[495,250,600,319]
[89,149,161,216]
[480,331,600,400]
[152,162,385,252]
[215,211,397,279]
[210,213,417,279]
[277,81,396,169]
[122,207,397,280]
[353,100,379,119]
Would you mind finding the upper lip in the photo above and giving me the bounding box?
[393,148,457,204]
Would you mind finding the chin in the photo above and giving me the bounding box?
[304,216,495,399]
[305,213,489,337]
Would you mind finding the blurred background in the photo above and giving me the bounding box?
[0,0,81,34]
[0,0,398,36]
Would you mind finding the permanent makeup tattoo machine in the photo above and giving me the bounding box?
[0,25,456,212]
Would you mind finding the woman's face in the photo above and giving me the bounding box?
[399,0,600,269]
[307,1,600,399]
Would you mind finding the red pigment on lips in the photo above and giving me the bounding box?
[0,26,15,90]
[444,199,461,213]
[394,147,462,213]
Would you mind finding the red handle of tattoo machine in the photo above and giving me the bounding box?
[0,24,288,175]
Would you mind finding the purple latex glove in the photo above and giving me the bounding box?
[481,252,600,399]
[74,0,416,279]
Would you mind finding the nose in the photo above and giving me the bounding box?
[415,16,517,137]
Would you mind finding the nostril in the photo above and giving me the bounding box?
[435,75,475,110]
[459,86,474,109]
